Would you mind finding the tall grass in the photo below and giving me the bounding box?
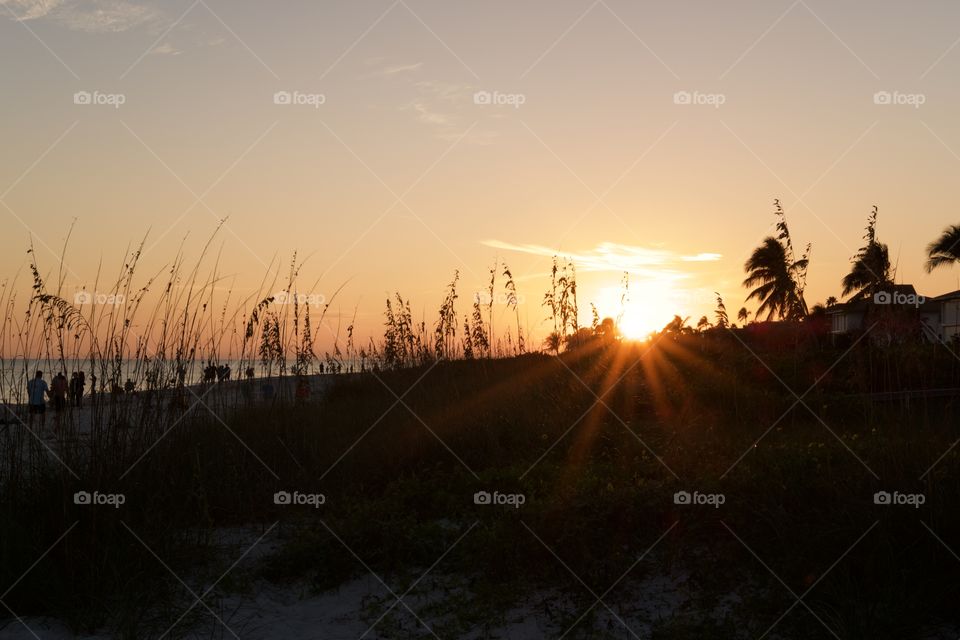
[2,233,960,637]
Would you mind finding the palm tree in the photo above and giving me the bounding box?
[543,331,562,354]
[925,224,960,272]
[842,207,892,300]
[661,315,692,335]
[825,296,837,308]
[841,242,890,299]
[743,201,810,321]
[737,307,750,324]
[743,242,810,321]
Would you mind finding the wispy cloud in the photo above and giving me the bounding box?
[405,79,498,145]
[150,41,179,55]
[380,61,422,75]
[1,0,158,32]
[482,240,722,280]
[363,62,496,146]
[408,98,452,126]
[360,61,424,79]
[0,0,64,20]
[414,79,471,102]
[680,252,723,262]
[60,0,157,32]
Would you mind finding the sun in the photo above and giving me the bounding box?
[593,282,683,341]
[618,306,660,340]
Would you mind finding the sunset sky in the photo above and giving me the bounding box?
[3,0,960,349]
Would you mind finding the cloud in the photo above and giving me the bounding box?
[150,41,179,55]
[57,0,157,32]
[680,252,724,262]
[380,62,422,76]
[408,99,452,126]
[0,0,64,20]
[367,64,498,145]
[1,0,157,32]
[360,61,423,79]
[405,79,501,145]
[414,80,470,101]
[482,240,722,280]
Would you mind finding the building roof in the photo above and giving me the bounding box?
[826,284,927,314]
[826,300,866,315]
[933,289,960,301]
[886,284,920,297]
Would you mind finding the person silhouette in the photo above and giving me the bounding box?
[50,372,68,430]
[74,371,86,408]
[26,370,49,432]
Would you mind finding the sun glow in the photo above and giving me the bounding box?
[618,306,664,341]
[593,281,702,341]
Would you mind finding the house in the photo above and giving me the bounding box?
[827,284,922,335]
[934,289,960,341]
[827,284,943,342]
[827,298,868,335]
[921,296,943,342]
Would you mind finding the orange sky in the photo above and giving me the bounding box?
[3,0,960,352]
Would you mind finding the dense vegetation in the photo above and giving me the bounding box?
[3,329,960,638]
[4,205,960,637]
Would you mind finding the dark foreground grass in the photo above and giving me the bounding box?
[2,335,960,638]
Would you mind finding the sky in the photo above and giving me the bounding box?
[2,0,960,350]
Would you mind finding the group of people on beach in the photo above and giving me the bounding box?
[24,370,137,434]
[26,370,81,432]
[21,363,347,434]
[202,363,232,383]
